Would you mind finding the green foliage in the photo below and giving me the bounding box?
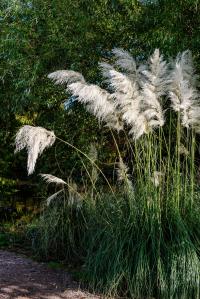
[31,198,87,263]
[0,233,9,248]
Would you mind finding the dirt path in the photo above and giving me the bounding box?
[0,250,100,299]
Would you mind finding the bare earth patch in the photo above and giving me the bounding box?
[0,250,100,299]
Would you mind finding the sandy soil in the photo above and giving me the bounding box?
[0,250,100,299]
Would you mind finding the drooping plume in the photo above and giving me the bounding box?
[68,81,122,130]
[46,189,63,206]
[15,125,56,175]
[40,174,67,185]
[99,62,135,95]
[48,70,85,85]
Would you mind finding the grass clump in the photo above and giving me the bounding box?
[83,183,200,298]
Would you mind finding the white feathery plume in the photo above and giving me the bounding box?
[128,114,148,140]
[68,81,122,130]
[112,48,148,87]
[143,49,169,97]
[15,125,56,175]
[169,51,200,128]
[100,50,166,137]
[115,81,148,139]
[141,85,165,128]
[112,48,137,75]
[48,70,85,85]
[99,62,134,95]
[141,49,168,129]
[68,82,113,118]
[40,174,67,185]
[99,62,147,139]
[98,62,114,83]
[46,189,63,206]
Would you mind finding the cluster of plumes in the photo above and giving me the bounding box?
[15,126,56,175]
[48,48,171,139]
[14,49,200,187]
[48,48,200,138]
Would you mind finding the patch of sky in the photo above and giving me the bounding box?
[64,96,77,110]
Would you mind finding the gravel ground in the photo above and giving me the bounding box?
[0,250,101,299]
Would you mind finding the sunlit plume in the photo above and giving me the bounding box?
[141,49,168,129]
[68,81,122,131]
[40,174,67,185]
[48,70,85,85]
[169,50,200,129]
[15,125,56,175]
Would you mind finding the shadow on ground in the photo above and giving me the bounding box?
[0,250,99,299]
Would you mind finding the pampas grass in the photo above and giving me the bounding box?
[46,48,200,138]
[16,48,200,298]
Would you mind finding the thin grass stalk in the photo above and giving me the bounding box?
[133,138,144,184]
[122,132,139,186]
[183,128,190,210]
[165,111,174,214]
[190,129,196,208]
[77,152,99,200]
[158,127,163,221]
[56,136,115,195]
[175,112,181,209]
